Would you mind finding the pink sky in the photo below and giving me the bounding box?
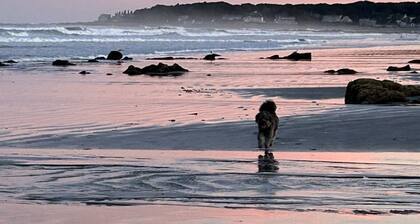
[0,0,410,23]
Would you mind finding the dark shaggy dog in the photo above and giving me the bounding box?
[255,100,279,149]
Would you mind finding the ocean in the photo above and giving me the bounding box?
[0,24,418,62]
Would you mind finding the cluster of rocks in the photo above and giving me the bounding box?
[345,78,420,104]
[123,63,189,76]
[51,51,133,67]
[264,51,312,61]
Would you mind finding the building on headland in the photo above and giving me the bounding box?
[321,15,353,24]
[222,15,243,22]
[359,18,377,27]
[274,16,298,25]
[243,11,264,23]
[396,14,416,28]
[97,14,112,22]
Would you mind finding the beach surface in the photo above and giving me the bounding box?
[1,44,420,223]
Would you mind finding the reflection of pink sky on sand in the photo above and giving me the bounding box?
[1,203,419,224]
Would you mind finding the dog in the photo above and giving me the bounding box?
[255,100,279,150]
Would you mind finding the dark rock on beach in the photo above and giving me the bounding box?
[146,57,197,60]
[387,65,411,71]
[52,60,76,66]
[282,51,312,61]
[95,57,106,60]
[408,60,420,64]
[203,53,221,61]
[3,60,18,64]
[345,78,420,104]
[264,51,312,61]
[79,71,90,75]
[107,51,123,60]
[0,62,8,67]
[122,56,133,61]
[123,65,143,75]
[325,68,358,75]
[124,63,189,76]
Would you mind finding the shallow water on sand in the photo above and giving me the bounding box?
[1,149,420,215]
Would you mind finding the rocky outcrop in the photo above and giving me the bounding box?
[123,63,189,76]
[325,68,358,75]
[107,51,123,60]
[52,60,76,66]
[387,65,411,71]
[345,78,420,104]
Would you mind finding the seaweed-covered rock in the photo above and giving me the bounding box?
[387,65,411,71]
[345,78,420,104]
[52,60,76,66]
[123,63,189,76]
[107,51,123,60]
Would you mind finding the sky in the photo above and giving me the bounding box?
[0,0,409,24]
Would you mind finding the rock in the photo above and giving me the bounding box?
[345,78,420,104]
[3,60,18,63]
[203,53,221,61]
[147,57,174,60]
[123,65,143,76]
[282,51,312,61]
[122,56,133,61]
[106,73,113,76]
[146,57,197,60]
[326,68,358,75]
[324,70,336,74]
[387,65,411,71]
[87,59,99,63]
[95,57,106,60]
[142,63,189,76]
[79,71,90,75]
[0,62,8,67]
[52,60,76,66]
[411,71,418,74]
[408,60,420,64]
[124,63,189,76]
[107,51,123,60]
[267,55,281,60]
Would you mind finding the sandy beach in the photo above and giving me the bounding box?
[1,44,420,223]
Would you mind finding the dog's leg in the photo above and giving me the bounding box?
[258,132,265,149]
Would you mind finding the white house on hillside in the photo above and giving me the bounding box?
[243,11,264,23]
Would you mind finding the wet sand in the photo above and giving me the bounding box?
[1,45,420,223]
[2,204,419,224]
